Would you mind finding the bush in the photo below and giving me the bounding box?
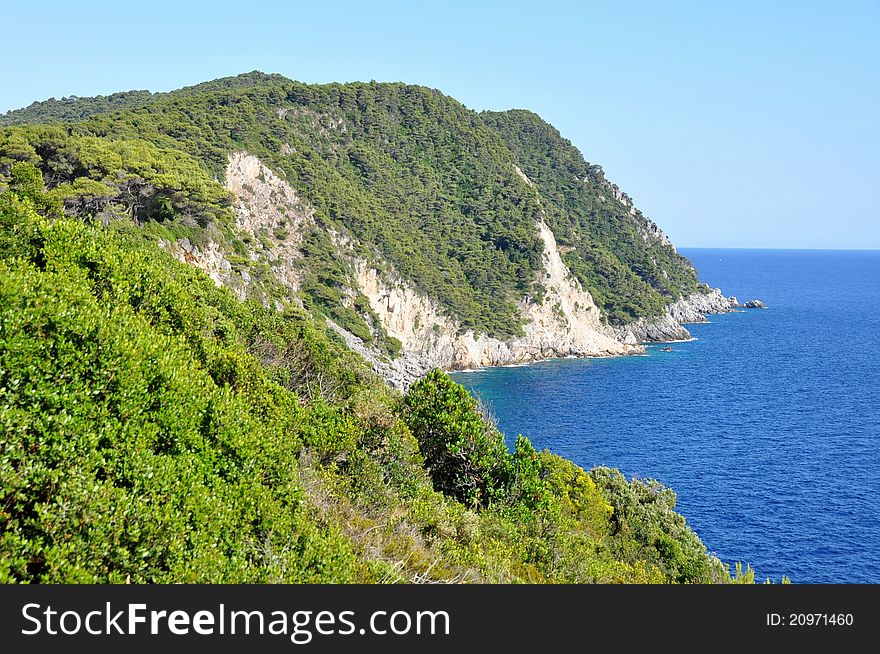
[0,192,356,582]
[403,370,510,508]
[589,467,728,583]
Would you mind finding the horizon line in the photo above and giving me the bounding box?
[678,245,880,252]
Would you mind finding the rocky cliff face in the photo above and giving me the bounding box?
[347,219,640,387]
[162,152,315,306]
[161,152,733,388]
[611,288,738,344]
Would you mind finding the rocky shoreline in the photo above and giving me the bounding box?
[350,286,764,390]
[611,287,740,344]
[164,152,766,391]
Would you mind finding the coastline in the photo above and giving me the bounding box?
[382,287,742,388]
[162,151,747,392]
[609,287,738,345]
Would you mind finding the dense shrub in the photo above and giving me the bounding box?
[0,198,357,582]
[403,370,510,507]
[589,467,728,583]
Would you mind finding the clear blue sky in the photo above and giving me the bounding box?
[2,1,878,248]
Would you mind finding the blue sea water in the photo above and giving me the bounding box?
[452,249,880,583]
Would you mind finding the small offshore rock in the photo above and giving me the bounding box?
[743,299,765,309]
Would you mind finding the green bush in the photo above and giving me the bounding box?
[403,369,510,508]
[589,467,728,583]
[0,191,356,582]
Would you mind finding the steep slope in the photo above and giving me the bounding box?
[480,109,708,324]
[166,151,637,387]
[0,72,734,387]
[0,172,741,583]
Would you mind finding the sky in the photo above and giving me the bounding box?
[2,1,878,249]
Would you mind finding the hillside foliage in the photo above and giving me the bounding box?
[0,72,705,336]
[481,110,705,322]
[0,169,739,583]
[0,75,746,584]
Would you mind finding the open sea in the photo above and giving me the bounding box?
[452,249,880,583]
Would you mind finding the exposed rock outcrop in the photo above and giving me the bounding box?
[161,152,315,305]
[350,219,642,388]
[326,319,437,390]
[159,237,244,298]
[159,152,743,389]
[611,288,738,344]
[224,151,314,293]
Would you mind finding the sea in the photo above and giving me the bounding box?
[452,249,880,583]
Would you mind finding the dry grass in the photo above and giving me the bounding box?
[297,450,478,584]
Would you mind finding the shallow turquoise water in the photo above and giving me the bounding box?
[452,249,880,583]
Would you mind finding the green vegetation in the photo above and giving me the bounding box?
[0,90,154,127]
[0,71,705,337]
[0,76,752,584]
[481,110,706,323]
[404,371,510,508]
[0,168,743,583]
[0,125,232,228]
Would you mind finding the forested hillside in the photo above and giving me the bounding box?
[0,168,743,583]
[0,74,747,584]
[481,110,704,323]
[0,72,707,339]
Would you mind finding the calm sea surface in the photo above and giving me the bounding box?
[452,249,880,583]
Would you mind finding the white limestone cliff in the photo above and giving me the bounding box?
[160,152,734,388]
